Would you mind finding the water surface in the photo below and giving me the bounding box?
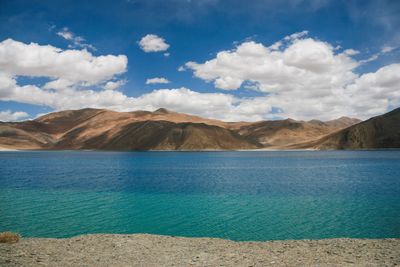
[0,151,399,241]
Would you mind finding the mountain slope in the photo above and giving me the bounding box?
[237,117,361,148]
[54,120,261,150]
[0,109,262,150]
[0,107,377,150]
[296,108,400,149]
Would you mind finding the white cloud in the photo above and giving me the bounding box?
[360,44,397,64]
[1,35,400,122]
[344,63,400,116]
[343,49,360,56]
[0,110,29,121]
[268,41,282,50]
[0,76,269,121]
[381,46,395,53]
[129,88,272,121]
[0,39,127,85]
[0,50,269,121]
[138,34,169,52]
[186,38,358,92]
[43,79,75,90]
[0,39,267,121]
[360,54,379,64]
[1,62,399,121]
[184,33,400,120]
[57,29,73,40]
[146,77,170,85]
[283,30,309,41]
[104,80,126,90]
[57,27,96,51]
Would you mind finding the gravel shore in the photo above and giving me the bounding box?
[1,234,399,266]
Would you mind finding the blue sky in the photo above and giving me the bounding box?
[0,0,399,121]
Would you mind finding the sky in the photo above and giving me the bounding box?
[0,0,399,122]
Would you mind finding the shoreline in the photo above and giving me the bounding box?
[1,234,399,266]
[1,148,400,152]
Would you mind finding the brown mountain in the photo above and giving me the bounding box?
[0,107,374,151]
[237,117,361,148]
[0,108,260,150]
[295,107,400,149]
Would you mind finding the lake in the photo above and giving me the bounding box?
[0,150,399,241]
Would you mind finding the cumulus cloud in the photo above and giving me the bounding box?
[1,35,400,122]
[0,76,269,121]
[138,34,169,52]
[0,39,127,85]
[184,32,400,120]
[1,62,399,121]
[186,35,358,92]
[344,63,400,114]
[130,88,271,121]
[146,77,170,84]
[0,39,268,121]
[0,110,29,121]
[57,27,96,51]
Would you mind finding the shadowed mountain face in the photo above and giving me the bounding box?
[0,108,261,150]
[2,107,396,151]
[55,120,261,150]
[295,108,400,150]
[237,117,362,148]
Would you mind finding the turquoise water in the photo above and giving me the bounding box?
[0,151,399,241]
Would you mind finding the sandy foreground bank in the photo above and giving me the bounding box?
[0,234,399,266]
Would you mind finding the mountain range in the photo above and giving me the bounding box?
[0,107,399,150]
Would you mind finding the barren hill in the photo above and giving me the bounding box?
[2,107,391,151]
[295,108,400,149]
[0,108,260,150]
[237,117,361,148]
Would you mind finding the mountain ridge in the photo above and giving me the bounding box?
[291,107,400,150]
[1,107,397,150]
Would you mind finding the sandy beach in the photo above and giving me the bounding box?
[1,234,399,266]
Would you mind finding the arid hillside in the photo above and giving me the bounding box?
[5,107,398,151]
[294,107,400,149]
[0,108,259,150]
[237,117,361,148]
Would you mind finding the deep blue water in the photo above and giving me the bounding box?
[0,151,399,241]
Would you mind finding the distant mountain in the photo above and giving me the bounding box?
[54,120,261,150]
[2,107,393,151]
[323,117,362,128]
[296,108,400,149]
[237,117,361,148]
[0,108,260,150]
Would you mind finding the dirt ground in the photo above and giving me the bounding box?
[1,234,399,266]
